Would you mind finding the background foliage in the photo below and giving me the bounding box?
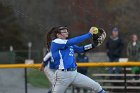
[0,0,139,53]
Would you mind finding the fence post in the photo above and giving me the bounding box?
[124,66,127,93]
[24,42,32,93]
[25,68,28,93]
[72,86,74,93]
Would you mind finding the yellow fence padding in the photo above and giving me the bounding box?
[0,62,139,68]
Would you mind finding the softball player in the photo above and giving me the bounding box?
[46,26,106,93]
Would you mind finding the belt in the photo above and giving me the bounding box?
[61,68,77,71]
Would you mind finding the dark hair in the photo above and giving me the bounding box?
[46,26,67,50]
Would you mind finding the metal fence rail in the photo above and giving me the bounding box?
[0,62,140,68]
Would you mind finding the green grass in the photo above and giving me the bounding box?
[27,68,50,88]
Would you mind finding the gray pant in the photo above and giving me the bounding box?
[44,66,55,85]
[52,70,103,93]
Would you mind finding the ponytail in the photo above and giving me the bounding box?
[46,27,59,50]
[46,31,52,50]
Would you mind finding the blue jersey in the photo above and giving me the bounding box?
[50,32,92,69]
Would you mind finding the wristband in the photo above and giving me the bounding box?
[84,44,94,51]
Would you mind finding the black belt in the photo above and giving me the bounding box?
[61,68,77,71]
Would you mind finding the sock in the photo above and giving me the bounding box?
[98,89,106,93]
[48,90,51,93]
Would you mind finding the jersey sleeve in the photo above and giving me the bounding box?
[73,45,84,53]
[51,32,92,50]
[43,52,51,62]
[66,32,92,46]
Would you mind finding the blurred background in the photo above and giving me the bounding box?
[0,0,140,63]
[0,0,140,93]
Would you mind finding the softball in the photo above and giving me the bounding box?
[93,27,99,34]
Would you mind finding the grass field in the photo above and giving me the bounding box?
[27,68,50,88]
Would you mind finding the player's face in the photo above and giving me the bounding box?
[59,29,69,39]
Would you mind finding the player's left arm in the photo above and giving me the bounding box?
[73,44,96,53]
[39,52,51,71]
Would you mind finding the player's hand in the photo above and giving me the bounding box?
[89,27,99,35]
[39,62,45,71]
